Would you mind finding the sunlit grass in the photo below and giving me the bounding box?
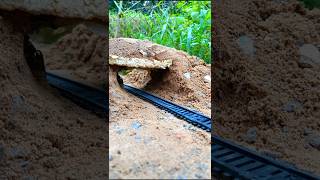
[109,1,211,63]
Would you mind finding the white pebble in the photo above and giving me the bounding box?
[204,75,211,83]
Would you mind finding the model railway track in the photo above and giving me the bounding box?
[44,72,319,180]
[212,136,320,179]
[123,84,212,132]
[46,72,107,117]
[123,84,319,180]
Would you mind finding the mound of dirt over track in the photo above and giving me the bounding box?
[109,38,211,116]
[108,38,211,179]
[214,0,320,175]
[0,18,107,179]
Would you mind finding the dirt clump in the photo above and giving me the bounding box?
[0,18,107,179]
[214,0,320,175]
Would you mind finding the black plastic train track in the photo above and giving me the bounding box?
[44,73,319,180]
[123,84,212,132]
[213,136,319,180]
[122,84,319,180]
[46,72,107,117]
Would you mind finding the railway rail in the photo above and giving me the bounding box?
[46,72,107,117]
[44,73,319,180]
[122,83,319,180]
[123,84,212,132]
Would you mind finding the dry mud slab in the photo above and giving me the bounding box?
[109,38,211,179]
[214,0,320,175]
[0,18,107,179]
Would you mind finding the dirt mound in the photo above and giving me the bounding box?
[108,38,211,179]
[214,0,320,175]
[109,38,211,116]
[41,24,107,89]
[0,18,107,179]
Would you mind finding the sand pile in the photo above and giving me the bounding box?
[0,17,107,179]
[39,24,107,89]
[214,0,320,175]
[108,38,211,179]
[109,38,211,116]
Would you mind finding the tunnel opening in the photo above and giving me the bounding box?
[115,67,169,90]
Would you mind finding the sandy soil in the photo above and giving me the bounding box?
[110,38,211,117]
[213,0,320,175]
[109,38,211,179]
[39,24,107,89]
[0,18,108,179]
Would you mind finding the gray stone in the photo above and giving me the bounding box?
[183,124,196,131]
[237,35,256,57]
[243,127,257,144]
[303,128,313,136]
[262,150,282,159]
[307,134,320,150]
[298,44,320,68]
[20,160,29,168]
[282,100,303,112]
[298,56,315,68]
[8,146,28,159]
[131,121,142,130]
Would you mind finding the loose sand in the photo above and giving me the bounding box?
[213,0,320,175]
[0,18,108,179]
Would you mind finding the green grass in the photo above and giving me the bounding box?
[299,0,320,9]
[109,1,211,64]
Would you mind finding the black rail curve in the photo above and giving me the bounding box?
[45,72,319,180]
[123,84,212,132]
[46,72,107,117]
[213,136,320,180]
[122,84,319,180]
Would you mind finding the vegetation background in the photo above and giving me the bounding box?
[109,1,211,64]
[299,0,320,9]
[108,0,319,64]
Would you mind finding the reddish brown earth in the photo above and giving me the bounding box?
[213,0,320,175]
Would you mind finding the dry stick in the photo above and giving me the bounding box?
[109,55,172,69]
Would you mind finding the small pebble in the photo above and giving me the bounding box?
[109,155,113,161]
[115,126,125,134]
[243,127,257,144]
[183,72,191,79]
[196,163,208,171]
[237,35,256,57]
[303,128,313,136]
[131,121,142,130]
[134,135,142,143]
[20,160,29,168]
[282,100,303,113]
[298,44,320,68]
[8,146,28,158]
[307,134,320,150]
[204,75,211,83]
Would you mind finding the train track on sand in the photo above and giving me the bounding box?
[46,72,107,117]
[122,84,319,180]
[45,73,319,180]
